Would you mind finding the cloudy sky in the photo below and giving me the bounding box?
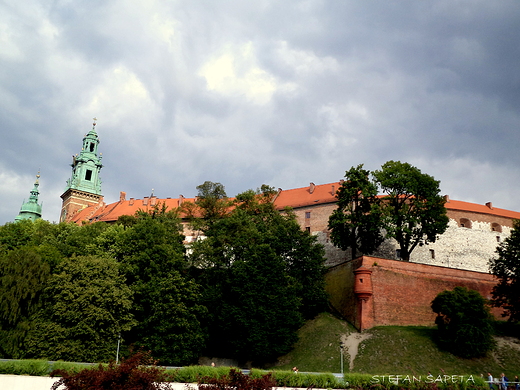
[1,0,520,224]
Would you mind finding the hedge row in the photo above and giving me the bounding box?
[0,360,487,390]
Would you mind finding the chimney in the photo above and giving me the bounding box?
[486,202,493,209]
[120,191,126,202]
[178,194,185,207]
[339,179,344,184]
[309,182,315,194]
[331,185,335,195]
[129,198,134,206]
[143,197,149,206]
[444,195,450,203]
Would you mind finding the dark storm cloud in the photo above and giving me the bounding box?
[1,0,520,224]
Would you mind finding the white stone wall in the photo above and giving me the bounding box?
[409,219,510,272]
[318,218,511,273]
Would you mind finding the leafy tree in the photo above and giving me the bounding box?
[0,248,50,358]
[190,187,328,363]
[431,286,495,358]
[118,208,206,365]
[182,181,231,231]
[0,219,39,253]
[328,164,384,259]
[374,161,449,261]
[24,255,135,362]
[490,219,520,321]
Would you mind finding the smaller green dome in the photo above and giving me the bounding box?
[15,174,42,222]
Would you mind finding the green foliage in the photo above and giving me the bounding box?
[490,219,520,322]
[265,369,340,388]
[183,181,232,230]
[24,255,135,362]
[431,287,495,358]
[118,209,206,366]
[128,272,207,366]
[197,368,276,390]
[0,220,35,252]
[50,350,173,390]
[328,164,384,259]
[374,161,449,261]
[0,359,50,376]
[0,248,50,358]
[167,365,231,383]
[190,187,327,363]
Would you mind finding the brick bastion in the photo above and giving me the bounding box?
[325,256,503,331]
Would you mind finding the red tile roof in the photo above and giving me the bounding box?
[69,181,520,224]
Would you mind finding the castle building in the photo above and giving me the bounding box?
[14,173,42,222]
[61,130,520,330]
[60,120,104,222]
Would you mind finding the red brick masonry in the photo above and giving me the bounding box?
[325,256,503,331]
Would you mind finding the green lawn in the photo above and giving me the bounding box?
[274,312,520,379]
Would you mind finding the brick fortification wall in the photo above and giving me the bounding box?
[325,256,504,330]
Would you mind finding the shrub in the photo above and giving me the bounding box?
[167,365,231,383]
[50,351,172,390]
[0,359,49,376]
[431,287,495,358]
[195,368,276,390]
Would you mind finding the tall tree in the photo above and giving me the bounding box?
[0,248,50,358]
[190,187,327,363]
[182,181,231,231]
[328,164,384,259]
[117,207,206,365]
[24,255,134,362]
[431,286,495,358]
[374,161,449,261]
[490,219,520,321]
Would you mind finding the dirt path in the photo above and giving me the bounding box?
[341,332,372,370]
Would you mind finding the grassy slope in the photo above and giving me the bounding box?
[275,313,520,378]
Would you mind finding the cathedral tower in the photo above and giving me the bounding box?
[60,120,103,222]
[15,173,43,222]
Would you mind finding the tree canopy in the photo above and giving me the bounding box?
[329,161,448,261]
[374,161,449,261]
[116,205,206,365]
[24,255,134,362]
[189,186,328,364]
[431,286,495,358]
[0,181,330,365]
[490,219,520,321]
[328,164,384,259]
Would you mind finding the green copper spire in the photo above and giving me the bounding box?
[64,119,103,195]
[15,173,43,222]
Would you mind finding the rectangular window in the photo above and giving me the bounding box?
[430,249,435,259]
[305,212,311,219]
[85,169,92,181]
[396,249,401,259]
[305,227,311,233]
[497,236,501,242]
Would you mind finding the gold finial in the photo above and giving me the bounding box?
[93,117,97,128]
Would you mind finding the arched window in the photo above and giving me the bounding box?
[459,218,472,229]
[491,223,502,233]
